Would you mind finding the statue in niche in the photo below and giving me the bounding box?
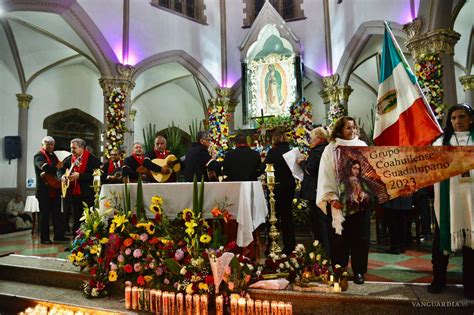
[264,64,283,109]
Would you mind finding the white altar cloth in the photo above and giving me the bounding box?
[99,182,268,247]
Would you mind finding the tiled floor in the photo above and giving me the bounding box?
[0,230,462,284]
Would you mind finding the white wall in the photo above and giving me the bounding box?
[24,64,102,186]
[0,61,21,188]
[133,83,206,144]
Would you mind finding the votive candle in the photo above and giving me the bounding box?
[131,287,138,310]
[262,300,270,315]
[238,297,246,315]
[215,295,224,315]
[284,302,292,315]
[177,293,184,315]
[185,294,193,315]
[278,301,285,315]
[201,294,208,315]
[230,297,238,315]
[125,286,132,309]
[270,301,278,315]
[247,298,255,315]
[193,294,201,315]
[255,299,262,315]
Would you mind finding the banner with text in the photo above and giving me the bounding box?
[335,146,474,203]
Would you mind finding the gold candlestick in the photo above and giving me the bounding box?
[265,164,281,256]
[92,168,102,208]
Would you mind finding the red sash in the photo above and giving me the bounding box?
[71,150,90,196]
[40,148,57,197]
[132,154,144,165]
[107,160,122,174]
[154,150,170,159]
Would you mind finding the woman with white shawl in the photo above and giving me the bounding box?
[429,104,474,299]
[316,116,370,285]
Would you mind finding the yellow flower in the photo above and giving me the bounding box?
[68,254,76,263]
[199,234,211,243]
[202,220,209,228]
[89,245,100,255]
[130,233,140,240]
[185,220,198,236]
[144,275,154,283]
[112,215,128,232]
[182,208,194,220]
[186,283,194,295]
[75,252,84,262]
[109,223,116,234]
[108,270,118,282]
[100,237,109,244]
[150,204,162,214]
[146,223,155,235]
[93,221,99,232]
[198,282,209,291]
[151,196,163,205]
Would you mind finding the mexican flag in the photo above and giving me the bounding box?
[373,23,442,146]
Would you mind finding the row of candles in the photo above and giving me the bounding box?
[125,287,293,314]
[19,305,91,315]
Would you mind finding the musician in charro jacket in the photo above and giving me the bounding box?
[143,135,174,182]
[60,138,100,235]
[100,149,124,184]
[33,136,66,244]
[123,142,147,182]
[223,132,262,181]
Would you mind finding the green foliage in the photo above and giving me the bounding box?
[355,104,376,145]
[189,118,203,142]
[165,122,186,157]
[142,123,157,152]
[192,175,205,218]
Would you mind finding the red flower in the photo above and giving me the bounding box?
[97,257,104,264]
[90,268,97,276]
[205,275,214,285]
[148,237,159,244]
[154,213,162,223]
[137,276,145,286]
[225,241,237,251]
[124,264,133,273]
[123,238,133,247]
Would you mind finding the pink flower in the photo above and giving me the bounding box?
[125,248,132,256]
[140,233,148,242]
[134,263,142,272]
[164,278,170,285]
[175,249,184,261]
[133,249,142,258]
[117,255,125,262]
[156,267,163,276]
[110,263,118,271]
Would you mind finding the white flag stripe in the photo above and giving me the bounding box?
[373,62,421,138]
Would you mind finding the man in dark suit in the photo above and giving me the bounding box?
[123,142,146,182]
[100,149,124,184]
[60,138,100,235]
[184,131,220,182]
[223,133,262,181]
[33,136,67,244]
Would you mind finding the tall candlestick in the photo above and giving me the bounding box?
[215,295,224,315]
[125,286,132,309]
[177,293,184,315]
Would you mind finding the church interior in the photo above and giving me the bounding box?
[0,0,473,313]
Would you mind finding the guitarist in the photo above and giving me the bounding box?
[100,149,124,184]
[143,135,174,182]
[60,138,100,236]
[123,142,147,182]
[33,136,67,244]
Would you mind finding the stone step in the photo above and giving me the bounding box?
[0,280,131,314]
[0,254,87,290]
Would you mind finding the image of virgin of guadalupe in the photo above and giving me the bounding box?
[264,64,283,109]
[338,159,374,215]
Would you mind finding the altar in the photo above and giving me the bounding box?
[99,181,268,247]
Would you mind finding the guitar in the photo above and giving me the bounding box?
[40,172,61,189]
[61,158,80,198]
[149,154,181,183]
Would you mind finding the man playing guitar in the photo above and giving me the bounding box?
[100,149,124,184]
[143,135,175,182]
[33,136,67,244]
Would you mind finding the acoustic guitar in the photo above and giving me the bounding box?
[149,154,181,183]
[61,159,79,198]
[40,172,61,189]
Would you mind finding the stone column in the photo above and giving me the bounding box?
[404,18,461,113]
[459,75,474,106]
[99,64,135,156]
[319,74,352,125]
[16,93,33,198]
[216,87,239,131]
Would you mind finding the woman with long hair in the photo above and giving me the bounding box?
[316,116,371,285]
[429,103,474,299]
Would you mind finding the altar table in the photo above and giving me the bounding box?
[99,181,268,247]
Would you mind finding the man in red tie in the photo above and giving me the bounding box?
[143,135,174,182]
[101,149,123,184]
[123,142,147,182]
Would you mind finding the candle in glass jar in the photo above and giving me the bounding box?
[176,293,184,315]
[150,289,156,313]
[278,301,285,315]
[215,295,224,315]
[156,290,162,313]
[284,302,292,315]
[247,298,255,315]
[125,286,132,309]
[131,287,138,310]
[200,295,208,315]
[185,294,193,315]
[334,282,341,292]
[270,301,278,315]
[162,292,169,315]
[169,292,176,315]
[238,298,246,315]
[255,300,262,315]
[230,297,238,315]
[330,275,334,283]
[144,289,150,311]
[193,294,201,315]
[262,300,270,315]
[137,288,144,311]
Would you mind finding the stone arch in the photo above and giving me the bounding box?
[336,20,407,86]
[5,0,118,76]
[44,108,103,155]
[132,50,220,98]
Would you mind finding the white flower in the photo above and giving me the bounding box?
[281,254,287,259]
[309,252,315,260]
[284,262,290,268]
[316,254,321,261]
[295,244,305,253]
[313,240,319,247]
[248,265,254,271]
[91,288,99,297]
[322,259,328,265]
[279,263,284,269]
[256,270,261,276]
[180,267,187,275]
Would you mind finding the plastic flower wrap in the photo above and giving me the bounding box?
[105,87,127,158]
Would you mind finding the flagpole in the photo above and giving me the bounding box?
[383,21,443,131]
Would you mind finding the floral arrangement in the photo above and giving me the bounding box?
[289,99,313,154]
[327,103,346,127]
[105,87,127,158]
[207,101,230,161]
[415,54,445,120]
[292,197,310,226]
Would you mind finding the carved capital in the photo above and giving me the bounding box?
[321,74,340,89]
[338,85,353,103]
[215,87,239,113]
[405,29,461,60]
[459,75,474,91]
[116,64,136,80]
[16,93,33,109]
[402,18,422,41]
[99,76,136,97]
